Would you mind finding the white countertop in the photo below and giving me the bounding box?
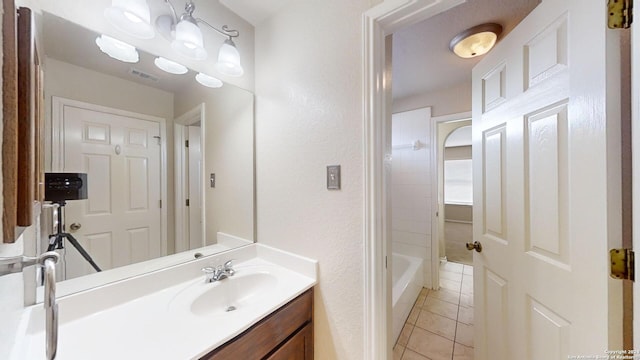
[8,244,318,360]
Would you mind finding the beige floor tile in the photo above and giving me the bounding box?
[415,309,457,340]
[462,274,473,286]
[424,297,459,320]
[460,293,474,308]
[440,278,462,293]
[458,306,474,325]
[463,265,474,276]
[455,322,474,347]
[440,270,463,282]
[401,349,431,360]
[398,324,414,346]
[407,327,454,360]
[428,288,460,305]
[441,261,464,274]
[393,344,406,360]
[407,305,420,325]
[415,294,427,308]
[453,342,474,360]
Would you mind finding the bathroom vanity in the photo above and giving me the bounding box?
[8,244,317,359]
[203,289,313,359]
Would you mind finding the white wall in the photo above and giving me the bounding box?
[254,0,380,358]
[391,108,434,289]
[393,81,472,117]
[174,84,254,244]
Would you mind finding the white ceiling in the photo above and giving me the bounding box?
[219,0,290,26]
[392,0,540,101]
[42,12,196,94]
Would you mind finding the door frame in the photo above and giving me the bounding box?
[51,96,169,255]
[174,103,205,253]
[362,0,465,358]
[632,10,640,348]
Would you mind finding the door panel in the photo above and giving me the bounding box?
[60,104,162,279]
[473,0,622,358]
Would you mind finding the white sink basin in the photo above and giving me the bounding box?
[169,268,279,317]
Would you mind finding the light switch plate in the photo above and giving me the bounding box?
[327,165,341,190]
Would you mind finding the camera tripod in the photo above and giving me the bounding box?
[47,201,102,272]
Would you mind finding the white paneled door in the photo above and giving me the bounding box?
[472,0,622,358]
[56,100,163,280]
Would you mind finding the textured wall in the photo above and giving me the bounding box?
[254,0,379,358]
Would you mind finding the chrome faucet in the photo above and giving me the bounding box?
[0,251,60,360]
[202,260,235,283]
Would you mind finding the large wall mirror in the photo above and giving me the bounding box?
[25,5,255,296]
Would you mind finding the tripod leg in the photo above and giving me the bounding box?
[63,233,102,272]
[47,234,62,252]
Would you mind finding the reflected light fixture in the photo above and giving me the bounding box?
[96,35,139,63]
[157,1,244,76]
[104,0,155,39]
[195,73,223,88]
[154,57,189,74]
[449,23,502,59]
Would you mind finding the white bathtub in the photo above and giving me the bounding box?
[392,253,424,344]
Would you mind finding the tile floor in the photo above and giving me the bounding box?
[393,261,474,360]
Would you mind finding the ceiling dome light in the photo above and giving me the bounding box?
[195,73,223,88]
[449,23,503,59]
[216,38,244,77]
[154,57,189,75]
[172,17,207,60]
[95,35,139,63]
[104,0,155,39]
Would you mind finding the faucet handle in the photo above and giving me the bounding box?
[223,260,235,276]
[202,266,216,283]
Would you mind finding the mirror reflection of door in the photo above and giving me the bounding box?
[174,105,205,253]
[53,97,165,280]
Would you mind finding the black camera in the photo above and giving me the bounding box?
[44,173,88,202]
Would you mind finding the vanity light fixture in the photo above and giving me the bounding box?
[158,1,244,76]
[96,35,140,63]
[449,23,502,59]
[154,56,189,74]
[195,72,223,88]
[104,0,155,39]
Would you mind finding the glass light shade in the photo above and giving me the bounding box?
[154,57,188,75]
[449,23,502,59]
[216,39,244,77]
[104,0,154,39]
[451,32,497,58]
[195,73,223,88]
[172,20,207,60]
[95,35,139,63]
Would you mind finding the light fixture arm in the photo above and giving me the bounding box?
[196,19,239,39]
[162,0,180,24]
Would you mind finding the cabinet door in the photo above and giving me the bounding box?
[266,324,313,360]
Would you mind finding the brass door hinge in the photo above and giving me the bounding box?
[610,248,634,281]
[608,0,633,29]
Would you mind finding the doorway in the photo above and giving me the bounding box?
[363,0,625,358]
[174,104,205,252]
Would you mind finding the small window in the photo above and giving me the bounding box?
[444,159,473,205]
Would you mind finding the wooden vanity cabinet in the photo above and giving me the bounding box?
[201,288,313,360]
